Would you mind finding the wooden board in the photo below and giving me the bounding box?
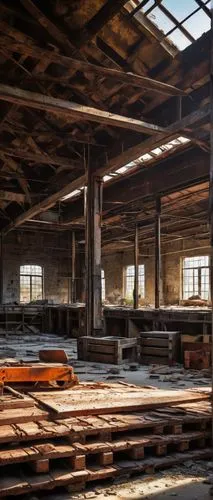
[29,383,210,417]
[0,387,35,410]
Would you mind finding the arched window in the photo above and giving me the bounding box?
[20,265,43,303]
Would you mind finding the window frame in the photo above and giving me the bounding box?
[125,264,145,300]
[181,256,210,300]
[101,269,105,302]
[20,265,44,303]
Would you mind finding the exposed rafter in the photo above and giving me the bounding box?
[0,33,185,97]
[2,105,209,235]
[0,85,165,135]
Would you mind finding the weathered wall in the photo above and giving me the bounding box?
[162,238,210,304]
[102,251,155,305]
[2,231,73,304]
[2,230,210,306]
[102,238,210,306]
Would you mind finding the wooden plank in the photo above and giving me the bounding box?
[0,406,48,425]
[29,386,210,417]
[0,85,165,135]
[140,332,178,338]
[142,347,169,356]
[0,191,25,203]
[141,338,168,347]
[87,353,115,363]
[87,345,115,354]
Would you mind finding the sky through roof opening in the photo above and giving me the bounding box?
[127,0,210,51]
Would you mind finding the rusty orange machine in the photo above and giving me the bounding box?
[0,364,78,391]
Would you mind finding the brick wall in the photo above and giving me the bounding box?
[102,251,155,305]
[102,238,210,306]
[2,231,72,304]
[162,238,210,304]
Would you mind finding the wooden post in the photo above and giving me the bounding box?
[176,95,182,121]
[134,224,139,309]
[85,166,103,336]
[71,231,76,303]
[155,197,161,309]
[0,234,3,305]
[210,4,213,455]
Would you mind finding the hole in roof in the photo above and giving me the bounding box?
[147,6,176,32]
[142,0,156,13]
[182,9,210,39]
[168,30,191,50]
[162,0,198,21]
[130,0,210,51]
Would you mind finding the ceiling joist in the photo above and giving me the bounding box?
[0,84,165,135]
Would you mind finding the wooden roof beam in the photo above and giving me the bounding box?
[0,191,26,203]
[20,0,76,57]
[0,84,165,135]
[0,145,82,170]
[71,0,129,48]
[0,33,185,97]
[1,105,209,235]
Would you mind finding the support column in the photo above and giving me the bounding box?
[134,224,139,309]
[85,167,103,336]
[71,231,76,303]
[0,235,3,305]
[210,6,213,450]
[155,197,161,309]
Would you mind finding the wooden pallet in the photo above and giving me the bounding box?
[0,383,210,498]
[0,400,210,445]
[0,448,210,497]
[0,429,210,468]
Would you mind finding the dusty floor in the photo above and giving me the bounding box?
[42,469,211,499]
[0,334,212,499]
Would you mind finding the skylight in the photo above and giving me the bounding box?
[127,0,210,51]
[61,136,190,201]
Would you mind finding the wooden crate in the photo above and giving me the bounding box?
[139,331,180,365]
[77,336,138,364]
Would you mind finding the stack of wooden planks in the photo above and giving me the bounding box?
[0,382,210,497]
